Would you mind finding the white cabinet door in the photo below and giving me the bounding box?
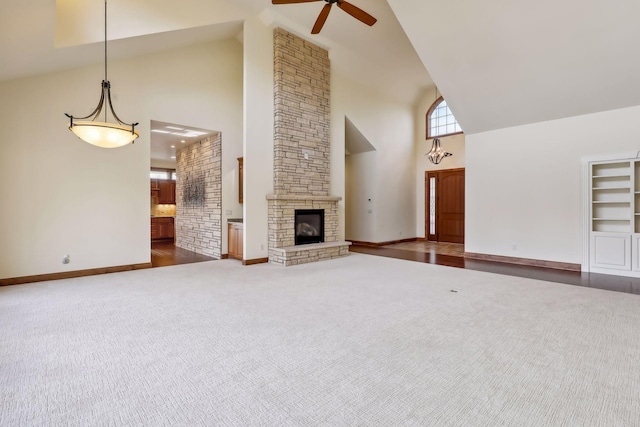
[591,232,631,270]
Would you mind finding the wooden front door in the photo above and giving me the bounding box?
[426,168,465,244]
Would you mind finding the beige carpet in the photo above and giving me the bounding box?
[1,253,639,426]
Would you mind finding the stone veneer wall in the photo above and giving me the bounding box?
[268,29,350,266]
[175,134,222,259]
[273,28,331,196]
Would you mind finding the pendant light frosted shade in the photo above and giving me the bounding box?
[67,121,139,148]
[426,138,452,164]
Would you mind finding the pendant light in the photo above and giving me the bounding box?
[65,0,139,148]
[426,138,452,164]
[426,86,452,165]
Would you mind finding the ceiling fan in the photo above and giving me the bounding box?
[272,0,377,34]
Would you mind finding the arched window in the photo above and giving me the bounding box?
[426,96,462,139]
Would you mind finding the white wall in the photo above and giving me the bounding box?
[242,17,274,261]
[414,88,466,238]
[466,104,640,264]
[0,38,243,279]
[150,159,177,169]
[333,72,416,243]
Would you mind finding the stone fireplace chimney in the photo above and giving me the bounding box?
[267,28,350,266]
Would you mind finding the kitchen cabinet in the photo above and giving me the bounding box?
[151,180,176,204]
[151,217,174,241]
[228,222,243,260]
[150,179,160,201]
[158,180,176,204]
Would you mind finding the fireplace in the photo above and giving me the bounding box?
[295,209,324,245]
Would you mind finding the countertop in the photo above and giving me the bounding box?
[228,218,244,223]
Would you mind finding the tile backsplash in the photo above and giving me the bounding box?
[151,201,176,217]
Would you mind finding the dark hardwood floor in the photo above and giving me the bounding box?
[350,245,640,295]
[151,241,215,267]
[150,240,640,296]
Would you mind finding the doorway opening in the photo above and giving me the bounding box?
[150,120,222,266]
[426,168,465,244]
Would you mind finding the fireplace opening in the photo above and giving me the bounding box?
[295,209,324,245]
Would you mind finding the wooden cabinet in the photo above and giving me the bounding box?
[238,157,244,204]
[151,217,175,241]
[150,179,160,201]
[151,180,176,204]
[228,222,243,260]
[158,180,176,204]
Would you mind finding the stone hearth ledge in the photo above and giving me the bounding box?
[269,241,352,267]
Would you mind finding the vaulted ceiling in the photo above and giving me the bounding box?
[1,0,431,105]
[2,1,638,134]
[388,0,640,134]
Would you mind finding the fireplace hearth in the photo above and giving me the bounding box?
[295,209,324,245]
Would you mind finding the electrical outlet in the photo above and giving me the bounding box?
[512,244,517,251]
[62,255,70,264]
[260,244,264,251]
[225,210,232,215]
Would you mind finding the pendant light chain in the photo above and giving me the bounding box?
[104,0,108,122]
[104,0,108,83]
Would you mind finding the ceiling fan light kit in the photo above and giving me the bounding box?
[272,0,377,34]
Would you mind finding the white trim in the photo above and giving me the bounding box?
[582,151,640,163]
[581,158,590,272]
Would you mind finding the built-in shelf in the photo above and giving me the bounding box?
[593,201,630,204]
[593,175,631,179]
[593,218,630,221]
[592,187,631,191]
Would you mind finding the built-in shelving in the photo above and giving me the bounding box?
[591,161,632,233]
[588,160,640,273]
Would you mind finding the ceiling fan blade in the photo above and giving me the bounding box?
[312,3,332,34]
[272,0,322,4]
[337,1,377,26]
